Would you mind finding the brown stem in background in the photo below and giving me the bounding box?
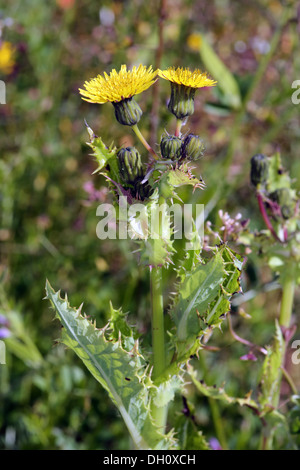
[149,0,167,149]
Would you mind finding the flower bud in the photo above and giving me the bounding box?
[117,147,144,184]
[250,154,269,187]
[134,181,153,201]
[182,134,205,161]
[269,187,294,220]
[112,97,142,126]
[160,135,183,161]
[168,83,196,119]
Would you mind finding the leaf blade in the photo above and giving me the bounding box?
[45,281,171,450]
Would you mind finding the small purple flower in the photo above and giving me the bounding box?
[240,352,257,362]
[0,327,11,339]
[0,314,9,327]
[209,437,222,450]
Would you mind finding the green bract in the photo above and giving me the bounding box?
[182,134,205,161]
[160,135,183,161]
[113,97,143,126]
[168,83,196,119]
[117,147,144,184]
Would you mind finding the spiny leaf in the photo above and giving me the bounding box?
[170,245,243,359]
[45,281,172,450]
[158,165,205,200]
[87,136,117,172]
[107,302,137,352]
[205,245,243,327]
[151,375,183,408]
[267,152,293,193]
[172,249,225,342]
[187,364,258,410]
[138,191,176,267]
[85,126,121,184]
[258,320,284,412]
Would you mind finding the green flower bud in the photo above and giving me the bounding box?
[160,135,183,160]
[182,134,205,161]
[134,181,153,201]
[168,83,196,120]
[269,187,294,220]
[117,147,144,184]
[250,154,269,187]
[112,97,142,126]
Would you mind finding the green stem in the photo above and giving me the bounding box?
[279,275,295,329]
[149,194,168,431]
[132,124,159,160]
[175,119,183,137]
[151,266,165,379]
[150,265,167,430]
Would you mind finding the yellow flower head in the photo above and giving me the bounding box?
[79,64,157,104]
[0,41,16,75]
[158,67,217,120]
[158,66,217,89]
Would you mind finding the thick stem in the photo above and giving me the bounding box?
[149,194,168,431]
[279,275,295,329]
[150,265,167,431]
[175,119,183,137]
[150,266,165,380]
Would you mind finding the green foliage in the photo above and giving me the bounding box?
[175,415,210,450]
[1,0,299,451]
[258,320,284,412]
[171,245,243,353]
[1,310,43,368]
[46,281,173,450]
[188,364,258,410]
[86,129,120,184]
[158,164,205,200]
[198,34,242,110]
[267,152,293,193]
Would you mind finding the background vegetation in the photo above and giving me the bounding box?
[0,0,299,450]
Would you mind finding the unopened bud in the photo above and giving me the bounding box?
[134,181,153,201]
[168,83,196,119]
[182,134,205,161]
[250,154,269,187]
[160,135,183,160]
[112,97,142,126]
[117,147,143,184]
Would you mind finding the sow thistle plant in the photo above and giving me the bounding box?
[46,64,300,450]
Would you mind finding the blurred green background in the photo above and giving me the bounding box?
[0,0,299,450]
